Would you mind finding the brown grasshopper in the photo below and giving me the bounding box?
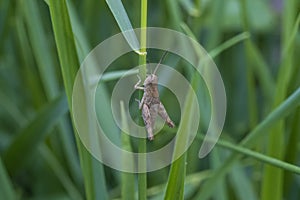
[134,52,175,140]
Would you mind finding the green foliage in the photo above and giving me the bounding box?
[0,0,299,199]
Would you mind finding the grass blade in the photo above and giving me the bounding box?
[179,0,200,17]
[3,95,68,174]
[181,23,250,59]
[240,0,258,128]
[22,0,59,99]
[22,0,83,187]
[208,32,250,58]
[138,1,147,200]
[48,0,79,105]
[246,42,275,103]
[261,0,298,199]
[229,163,258,200]
[120,101,135,200]
[195,86,300,199]
[105,0,143,55]
[166,0,182,29]
[0,157,16,200]
[39,144,83,200]
[210,148,228,200]
[197,134,300,175]
[164,77,198,200]
[48,1,108,199]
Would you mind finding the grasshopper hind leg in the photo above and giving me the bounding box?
[142,104,155,140]
[158,102,175,128]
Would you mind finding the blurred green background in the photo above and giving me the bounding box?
[0,0,300,199]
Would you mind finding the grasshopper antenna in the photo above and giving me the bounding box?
[153,50,169,75]
[146,59,152,74]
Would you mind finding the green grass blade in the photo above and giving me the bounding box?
[240,0,258,128]
[261,0,298,199]
[164,153,187,200]
[21,0,59,99]
[0,0,12,44]
[14,13,46,108]
[164,77,198,200]
[185,1,275,119]
[3,95,68,174]
[101,69,138,82]
[238,0,275,105]
[197,135,300,175]
[22,0,83,187]
[68,0,121,149]
[210,148,228,200]
[105,0,143,55]
[229,163,258,200]
[48,0,79,105]
[181,23,250,59]
[0,91,26,126]
[68,1,118,198]
[138,1,147,200]
[166,0,182,29]
[0,157,16,200]
[179,0,200,17]
[39,145,83,200]
[284,108,300,192]
[204,0,225,51]
[195,86,300,199]
[246,42,275,103]
[282,12,300,57]
[208,32,250,58]
[148,170,211,199]
[0,91,82,199]
[120,101,135,200]
[48,1,109,199]
[66,0,92,61]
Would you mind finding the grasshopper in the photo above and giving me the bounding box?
[134,52,175,140]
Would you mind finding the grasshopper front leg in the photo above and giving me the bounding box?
[134,75,144,90]
[134,75,145,109]
[135,97,144,110]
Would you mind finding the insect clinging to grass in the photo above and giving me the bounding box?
[134,51,175,140]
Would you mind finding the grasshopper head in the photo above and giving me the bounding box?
[144,74,158,86]
[143,51,168,86]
